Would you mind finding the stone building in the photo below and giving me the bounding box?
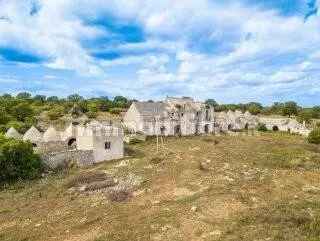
[5,121,124,168]
[124,97,216,136]
[259,117,311,136]
[215,110,259,132]
[123,97,262,136]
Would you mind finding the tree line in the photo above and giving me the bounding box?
[0,93,319,134]
[205,99,320,124]
[0,92,132,133]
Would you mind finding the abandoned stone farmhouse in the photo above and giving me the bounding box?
[124,97,217,136]
[5,121,124,168]
[4,97,312,169]
[123,97,261,136]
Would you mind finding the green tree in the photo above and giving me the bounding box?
[113,96,128,108]
[12,103,34,122]
[297,109,313,124]
[0,107,10,125]
[0,135,42,183]
[247,102,263,115]
[270,102,285,115]
[215,105,227,112]
[282,101,299,117]
[33,95,46,103]
[311,106,320,119]
[205,99,218,108]
[47,96,59,102]
[16,92,32,100]
[47,106,65,120]
[67,94,84,103]
[87,101,99,113]
[1,93,12,99]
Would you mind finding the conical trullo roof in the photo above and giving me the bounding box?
[23,126,43,143]
[5,127,22,139]
[43,126,61,142]
[62,123,77,141]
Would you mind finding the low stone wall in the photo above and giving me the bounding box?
[41,150,94,169]
[37,141,68,154]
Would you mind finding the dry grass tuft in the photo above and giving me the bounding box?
[66,171,111,188]
[150,156,164,164]
[107,188,132,202]
[84,179,117,192]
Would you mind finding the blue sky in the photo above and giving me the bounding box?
[0,0,319,106]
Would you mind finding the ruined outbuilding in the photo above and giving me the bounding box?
[5,121,124,169]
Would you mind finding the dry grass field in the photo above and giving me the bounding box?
[1,132,320,241]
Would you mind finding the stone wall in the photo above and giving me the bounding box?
[41,150,94,169]
[36,141,68,154]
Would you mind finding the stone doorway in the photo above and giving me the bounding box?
[174,125,181,136]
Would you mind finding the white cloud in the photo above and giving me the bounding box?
[0,0,320,103]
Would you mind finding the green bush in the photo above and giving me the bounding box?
[109,108,123,115]
[0,125,6,134]
[0,135,42,183]
[87,111,98,119]
[257,123,268,132]
[308,128,320,144]
[47,106,65,120]
[6,120,29,133]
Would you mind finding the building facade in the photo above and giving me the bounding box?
[124,97,216,136]
[5,121,124,168]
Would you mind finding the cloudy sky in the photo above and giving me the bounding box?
[0,0,319,105]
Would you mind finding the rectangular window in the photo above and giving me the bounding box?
[105,141,111,150]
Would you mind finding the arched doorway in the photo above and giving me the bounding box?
[195,124,200,135]
[160,126,166,135]
[174,125,181,136]
[244,123,249,130]
[204,124,210,134]
[68,138,77,149]
[272,125,279,131]
[228,124,232,131]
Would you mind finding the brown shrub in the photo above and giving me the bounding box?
[84,179,117,192]
[202,138,219,145]
[107,188,132,202]
[150,156,164,164]
[199,161,210,171]
[66,171,110,188]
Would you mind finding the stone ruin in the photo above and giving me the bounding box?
[5,121,124,169]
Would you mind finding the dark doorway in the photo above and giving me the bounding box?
[160,126,166,135]
[272,125,279,131]
[105,141,111,150]
[174,125,181,136]
[204,124,210,134]
[68,138,77,147]
[228,124,232,130]
[195,124,200,135]
[245,123,249,130]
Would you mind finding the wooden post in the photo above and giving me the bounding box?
[156,133,159,153]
